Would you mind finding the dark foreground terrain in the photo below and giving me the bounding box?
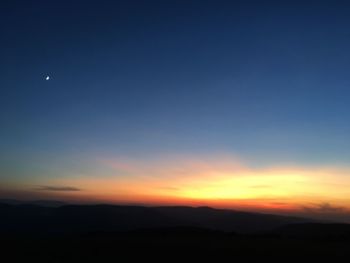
[1,202,350,261]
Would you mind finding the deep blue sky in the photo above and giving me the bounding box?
[2,0,350,187]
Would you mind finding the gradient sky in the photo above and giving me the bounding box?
[2,0,350,221]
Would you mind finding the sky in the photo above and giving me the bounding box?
[1,0,350,221]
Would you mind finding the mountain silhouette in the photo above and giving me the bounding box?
[270,223,350,238]
[2,202,350,261]
[0,199,66,207]
[0,202,314,234]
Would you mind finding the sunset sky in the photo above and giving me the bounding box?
[2,0,350,221]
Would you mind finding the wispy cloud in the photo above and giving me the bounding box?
[302,202,347,214]
[35,185,81,192]
[250,185,271,189]
[156,186,179,191]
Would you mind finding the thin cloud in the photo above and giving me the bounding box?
[35,185,81,192]
[250,185,271,189]
[302,202,347,214]
[156,186,179,191]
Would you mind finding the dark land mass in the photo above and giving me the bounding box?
[0,202,313,234]
[1,202,350,261]
[0,199,67,207]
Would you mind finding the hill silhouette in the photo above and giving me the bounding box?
[0,199,66,207]
[270,223,350,239]
[0,203,313,234]
[2,202,350,261]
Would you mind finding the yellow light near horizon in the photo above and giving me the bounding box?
[36,158,350,212]
[172,172,310,200]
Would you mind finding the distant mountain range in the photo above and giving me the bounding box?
[2,201,350,261]
[0,199,67,207]
[271,222,350,238]
[0,201,317,234]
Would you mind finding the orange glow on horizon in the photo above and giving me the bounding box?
[17,155,350,218]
